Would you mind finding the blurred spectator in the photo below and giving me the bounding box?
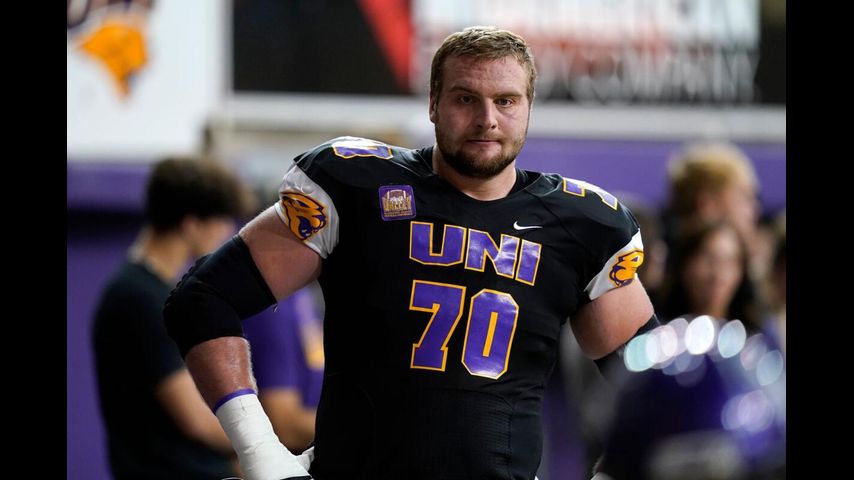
[665,142,769,280]
[659,220,767,335]
[243,283,325,453]
[91,156,253,479]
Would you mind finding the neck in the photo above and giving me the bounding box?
[431,146,517,201]
[130,226,191,282]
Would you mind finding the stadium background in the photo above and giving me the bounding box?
[67,1,785,478]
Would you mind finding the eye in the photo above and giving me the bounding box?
[459,95,475,104]
[496,98,514,107]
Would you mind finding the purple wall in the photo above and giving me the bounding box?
[67,164,153,479]
[66,138,784,479]
[517,138,786,216]
[67,217,140,480]
[67,163,150,212]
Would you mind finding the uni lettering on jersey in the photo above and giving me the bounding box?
[409,221,542,286]
[464,229,519,279]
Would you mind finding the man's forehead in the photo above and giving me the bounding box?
[442,56,528,92]
[444,54,524,71]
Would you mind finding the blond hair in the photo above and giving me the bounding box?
[430,26,537,102]
[667,142,758,216]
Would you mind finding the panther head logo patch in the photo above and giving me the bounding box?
[280,192,327,240]
[609,249,644,287]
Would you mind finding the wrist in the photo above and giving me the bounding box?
[215,391,310,480]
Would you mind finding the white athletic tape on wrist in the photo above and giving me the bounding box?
[215,392,310,480]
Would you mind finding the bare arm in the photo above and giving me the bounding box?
[172,206,322,478]
[155,368,235,455]
[241,206,324,301]
[185,206,322,410]
[570,279,654,360]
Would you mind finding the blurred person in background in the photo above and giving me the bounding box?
[243,283,325,453]
[91,157,254,479]
[658,220,768,336]
[665,142,770,281]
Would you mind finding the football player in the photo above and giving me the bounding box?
[165,26,659,480]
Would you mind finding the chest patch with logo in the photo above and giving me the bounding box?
[379,185,416,221]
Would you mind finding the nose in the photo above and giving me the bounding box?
[476,102,498,130]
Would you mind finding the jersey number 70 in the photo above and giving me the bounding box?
[409,280,518,379]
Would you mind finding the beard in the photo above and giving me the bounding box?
[434,125,526,180]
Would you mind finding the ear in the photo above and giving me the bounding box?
[428,94,437,124]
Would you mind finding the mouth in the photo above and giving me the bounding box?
[465,139,501,146]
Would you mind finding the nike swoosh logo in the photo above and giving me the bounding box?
[513,221,543,231]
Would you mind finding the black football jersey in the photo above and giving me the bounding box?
[274,137,644,480]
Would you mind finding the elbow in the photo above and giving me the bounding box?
[572,302,654,360]
[578,334,623,361]
[163,273,245,358]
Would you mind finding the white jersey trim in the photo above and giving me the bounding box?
[584,230,644,301]
[274,161,339,259]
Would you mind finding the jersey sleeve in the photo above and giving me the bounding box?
[274,159,341,258]
[273,136,396,258]
[584,228,644,301]
[273,139,354,258]
[561,178,646,303]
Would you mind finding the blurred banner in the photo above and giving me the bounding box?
[233,0,785,105]
[67,0,225,159]
[68,0,784,160]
